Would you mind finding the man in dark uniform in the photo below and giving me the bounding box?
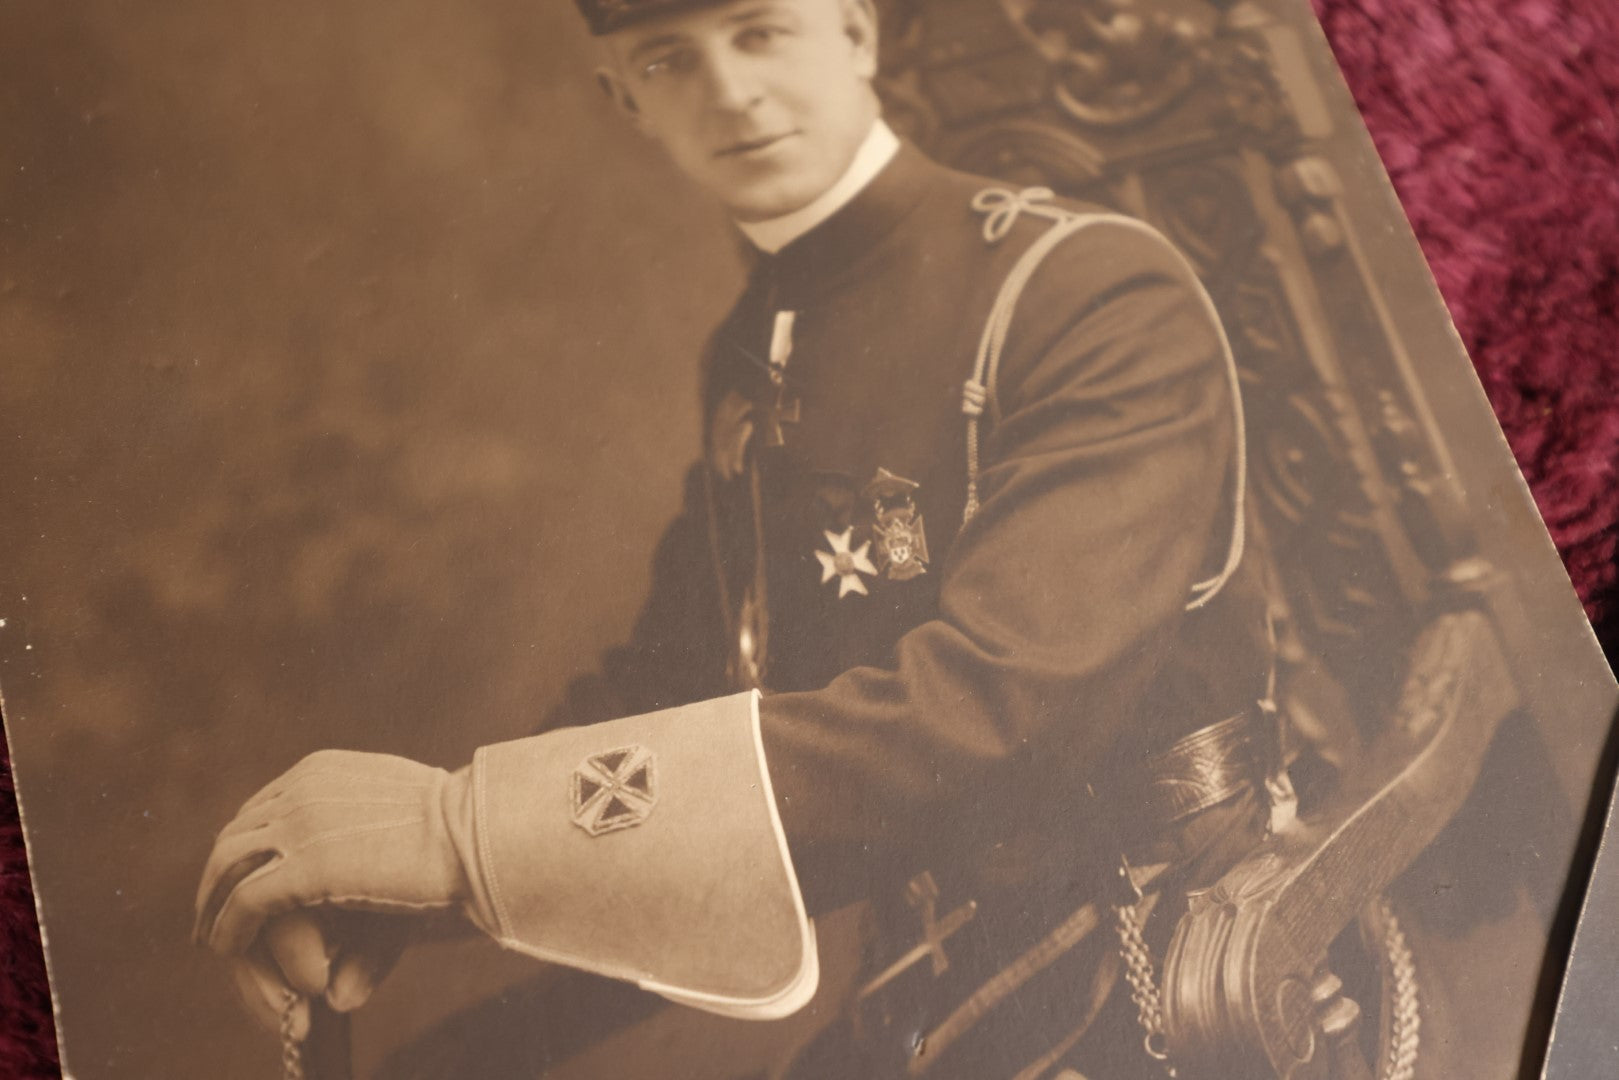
[194,0,1276,1075]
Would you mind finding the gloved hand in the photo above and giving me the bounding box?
[195,693,817,1034]
[229,908,411,1038]
[193,750,497,1030]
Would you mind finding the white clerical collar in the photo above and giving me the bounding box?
[736,120,901,255]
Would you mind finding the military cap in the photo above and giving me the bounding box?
[575,0,728,36]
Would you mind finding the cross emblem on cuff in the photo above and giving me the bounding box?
[570,745,658,836]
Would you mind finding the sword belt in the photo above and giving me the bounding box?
[848,708,1273,1079]
[1136,709,1266,831]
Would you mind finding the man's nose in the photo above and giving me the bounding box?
[702,52,763,114]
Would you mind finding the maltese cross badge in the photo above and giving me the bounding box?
[570,745,657,836]
[816,527,878,598]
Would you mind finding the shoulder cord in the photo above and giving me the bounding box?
[963,187,1247,612]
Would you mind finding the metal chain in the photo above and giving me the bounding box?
[279,990,306,1080]
[1374,897,1421,1080]
[1114,902,1177,1078]
[1114,895,1418,1080]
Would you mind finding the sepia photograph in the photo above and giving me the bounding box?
[1,0,1616,1077]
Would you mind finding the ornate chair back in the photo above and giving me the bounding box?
[879,2,1536,1075]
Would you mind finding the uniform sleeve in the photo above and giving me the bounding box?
[758,222,1241,910]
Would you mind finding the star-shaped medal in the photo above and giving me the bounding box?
[815,527,878,598]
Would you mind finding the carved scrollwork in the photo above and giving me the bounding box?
[1224,270,1410,662]
[999,0,1208,129]
[1276,156,1346,258]
[877,0,1048,129]
[940,118,1107,190]
[1249,388,1391,646]
[1133,157,1414,666]
[1142,159,1263,280]
[875,69,946,149]
[1252,385,1350,531]
[1373,389,1479,577]
[1209,35,1296,142]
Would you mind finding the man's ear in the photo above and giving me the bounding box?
[595,65,648,133]
[840,0,880,79]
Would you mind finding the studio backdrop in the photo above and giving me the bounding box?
[0,0,1611,1077]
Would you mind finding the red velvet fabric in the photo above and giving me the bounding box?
[2,0,1616,1073]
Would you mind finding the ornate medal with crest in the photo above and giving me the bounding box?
[863,468,930,582]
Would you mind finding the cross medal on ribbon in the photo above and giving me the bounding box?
[707,310,800,478]
[761,310,800,447]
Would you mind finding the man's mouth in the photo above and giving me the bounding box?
[715,132,797,158]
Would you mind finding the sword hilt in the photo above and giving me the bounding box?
[286,999,351,1080]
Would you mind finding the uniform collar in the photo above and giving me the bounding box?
[749,136,943,305]
[736,121,901,255]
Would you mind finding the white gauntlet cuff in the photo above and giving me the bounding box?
[468,690,817,1019]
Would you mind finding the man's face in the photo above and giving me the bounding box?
[601,0,880,222]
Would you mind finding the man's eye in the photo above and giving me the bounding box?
[642,49,697,79]
[735,25,789,50]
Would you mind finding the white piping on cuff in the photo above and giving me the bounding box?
[638,689,820,1019]
[478,690,819,1020]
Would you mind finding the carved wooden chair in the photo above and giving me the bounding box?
[875,0,1543,1076]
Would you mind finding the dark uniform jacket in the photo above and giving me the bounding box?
[517,141,1275,1075]
[558,138,1270,890]
[366,136,1282,1080]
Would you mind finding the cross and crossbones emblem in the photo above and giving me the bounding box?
[856,871,978,1002]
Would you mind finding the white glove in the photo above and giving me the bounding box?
[195,694,818,1033]
[228,908,410,1038]
[193,750,496,1031]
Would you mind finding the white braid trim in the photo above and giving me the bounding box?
[963,187,1247,612]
